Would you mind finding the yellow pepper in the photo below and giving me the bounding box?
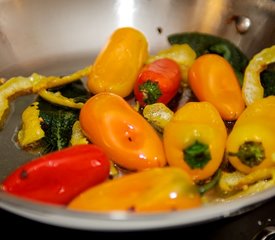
[142,103,174,133]
[69,121,89,146]
[87,27,148,97]
[226,96,275,174]
[163,102,227,181]
[242,45,275,106]
[68,167,201,212]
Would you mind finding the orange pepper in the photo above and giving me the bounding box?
[87,27,148,97]
[163,101,227,181]
[79,92,166,171]
[188,54,245,121]
[68,167,201,212]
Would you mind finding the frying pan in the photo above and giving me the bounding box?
[0,0,275,231]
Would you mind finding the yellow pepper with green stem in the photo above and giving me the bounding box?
[226,96,275,174]
[163,101,227,181]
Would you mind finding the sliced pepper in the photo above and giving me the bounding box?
[219,168,275,192]
[226,96,275,173]
[69,121,89,146]
[242,45,275,105]
[17,102,45,147]
[163,101,227,181]
[38,89,84,109]
[0,66,90,128]
[68,167,201,212]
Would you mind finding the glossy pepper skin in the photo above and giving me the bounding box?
[188,54,245,121]
[68,167,201,212]
[2,144,110,205]
[87,27,148,97]
[226,96,275,174]
[79,92,166,171]
[134,58,181,106]
[163,101,227,181]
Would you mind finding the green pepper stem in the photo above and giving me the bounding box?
[183,141,211,169]
[197,169,221,195]
[228,141,265,167]
[139,80,162,104]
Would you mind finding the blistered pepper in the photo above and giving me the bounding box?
[226,96,275,174]
[188,54,245,121]
[2,144,110,205]
[242,45,275,106]
[68,167,201,212]
[79,92,166,171]
[163,101,227,181]
[87,27,148,97]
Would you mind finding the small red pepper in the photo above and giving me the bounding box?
[1,144,110,205]
[134,58,181,107]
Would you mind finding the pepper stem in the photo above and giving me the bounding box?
[183,141,211,169]
[139,80,162,104]
[228,141,265,167]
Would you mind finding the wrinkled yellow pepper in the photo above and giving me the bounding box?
[142,103,174,133]
[163,102,227,181]
[87,27,148,97]
[38,89,84,109]
[69,121,89,146]
[17,102,45,147]
[226,96,275,174]
[68,167,201,212]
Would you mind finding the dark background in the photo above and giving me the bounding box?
[1,197,275,239]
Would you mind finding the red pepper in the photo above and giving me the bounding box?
[1,144,110,205]
[134,58,181,107]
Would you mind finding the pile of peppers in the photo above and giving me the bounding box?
[1,27,275,212]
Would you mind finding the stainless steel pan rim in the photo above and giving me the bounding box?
[0,187,274,231]
[0,0,275,231]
